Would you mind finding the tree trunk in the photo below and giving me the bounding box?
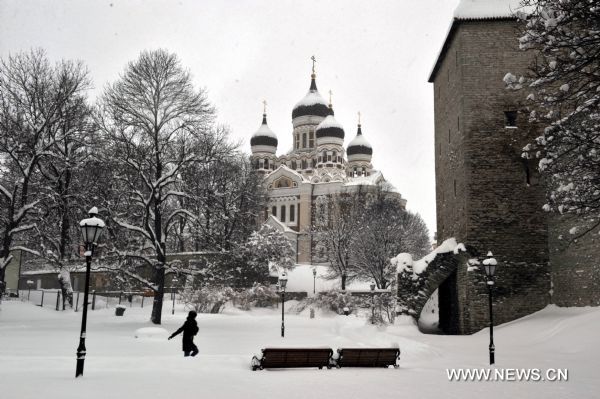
[341,273,347,291]
[151,266,165,324]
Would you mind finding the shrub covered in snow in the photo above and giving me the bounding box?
[309,289,356,315]
[232,283,279,310]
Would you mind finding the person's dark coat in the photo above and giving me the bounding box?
[169,312,199,352]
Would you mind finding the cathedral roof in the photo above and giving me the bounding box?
[316,115,345,140]
[250,113,278,149]
[347,124,373,156]
[292,74,333,119]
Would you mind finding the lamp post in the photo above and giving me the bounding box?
[482,251,497,366]
[312,268,317,294]
[75,207,105,378]
[370,283,376,325]
[279,272,288,338]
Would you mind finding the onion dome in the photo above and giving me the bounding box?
[250,113,277,154]
[316,115,345,146]
[292,73,334,119]
[347,123,373,162]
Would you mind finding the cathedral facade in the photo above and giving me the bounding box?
[250,65,405,264]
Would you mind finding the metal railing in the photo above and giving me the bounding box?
[17,289,178,312]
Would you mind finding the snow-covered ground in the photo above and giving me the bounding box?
[1,300,598,398]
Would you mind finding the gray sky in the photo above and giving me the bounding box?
[0,0,460,236]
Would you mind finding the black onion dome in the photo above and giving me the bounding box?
[250,114,278,148]
[292,74,333,119]
[346,124,373,156]
[315,115,345,140]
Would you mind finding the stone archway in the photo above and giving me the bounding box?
[396,246,476,333]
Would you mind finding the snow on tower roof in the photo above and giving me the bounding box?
[428,0,532,83]
[316,115,343,130]
[348,132,372,149]
[294,91,329,109]
[453,0,526,20]
[252,121,277,139]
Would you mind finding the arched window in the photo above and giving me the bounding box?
[309,129,314,147]
[302,133,307,148]
[291,160,297,170]
[301,159,307,169]
[353,166,357,177]
[332,151,337,162]
[290,204,295,222]
[259,159,264,169]
[272,206,277,217]
[295,134,299,149]
[361,167,366,176]
[281,205,286,222]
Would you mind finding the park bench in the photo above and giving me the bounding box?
[334,348,400,368]
[251,348,333,370]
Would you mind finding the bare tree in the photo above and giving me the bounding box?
[0,49,90,295]
[310,190,365,290]
[97,49,221,324]
[352,185,430,289]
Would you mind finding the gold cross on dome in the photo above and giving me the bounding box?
[263,99,267,114]
[311,55,316,74]
[329,90,333,106]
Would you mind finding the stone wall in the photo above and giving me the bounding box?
[549,215,600,306]
[432,19,552,334]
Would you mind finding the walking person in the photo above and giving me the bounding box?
[168,310,199,357]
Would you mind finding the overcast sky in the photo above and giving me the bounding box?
[0,0,460,236]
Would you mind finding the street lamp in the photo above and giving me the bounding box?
[370,283,376,325]
[482,251,498,365]
[75,207,105,378]
[279,271,288,338]
[312,268,317,294]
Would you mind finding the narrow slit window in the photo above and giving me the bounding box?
[505,111,518,128]
[272,206,277,217]
[281,205,286,222]
[290,205,295,222]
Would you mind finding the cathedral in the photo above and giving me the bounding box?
[250,61,405,264]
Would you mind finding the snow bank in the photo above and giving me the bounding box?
[134,327,169,340]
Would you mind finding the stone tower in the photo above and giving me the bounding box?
[429,4,551,334]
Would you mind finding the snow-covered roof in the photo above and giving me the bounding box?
[428,0,531,83]
[293,91,329,109]
[348,132,372,149]
[316,115,343,130]
[252,121,277,139]
[344,170,382,187]
[453,0,526,20]
[344,171,400,194]
[265,215,297,234]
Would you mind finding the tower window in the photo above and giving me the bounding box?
[302,133,307,148]
[281,205,286,222]
[295,134,299,149]
[302,159,307,169]
[291,160,297,170]
[327,153,332,162]
[290,205,295,222]
[309,130,314,147]
[272,206,277,217]
[353,166,357,177]
[259,159,264,169]
[505,111,518,128]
